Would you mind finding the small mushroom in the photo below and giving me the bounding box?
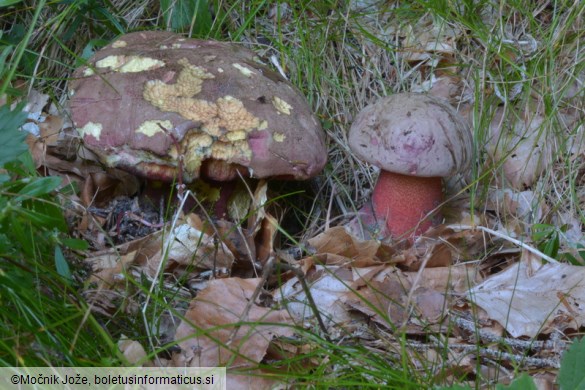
[69,31,326,211]
[348,93,472,239]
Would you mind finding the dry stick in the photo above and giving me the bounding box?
[226,257,332,348]
[123,212,165,228]
[280,261,332,342]
[187,193,235,279]
[448,224,560,264]
[401,247,434,330]
[406,340,561,369]
[136,123,223,358]
[454,316,567,356]
[141,187,191,362]
[225,256,276,349]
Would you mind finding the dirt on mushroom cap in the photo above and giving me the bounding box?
[348,93,472,177]
[69,31,327,182]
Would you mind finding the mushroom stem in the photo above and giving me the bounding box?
[372,171,443,239]
[213,180,236,218]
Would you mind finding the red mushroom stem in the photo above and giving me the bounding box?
[372,171,443,239]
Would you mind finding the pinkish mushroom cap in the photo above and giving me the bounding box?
[348,93,471,178]
[69,31,326,183]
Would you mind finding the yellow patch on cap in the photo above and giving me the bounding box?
[136,120,173,137]
[258,120,268,130]
[111,40,127,48]
[142,59,263,176]
[96,55,165,73]
[225,130,247,142]
[272,96,292,115]
[78,122,103,140]
[273,132,286,142]
[232,63,254,77]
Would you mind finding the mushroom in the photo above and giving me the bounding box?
[348,93,472,239]
[69,31,326,215]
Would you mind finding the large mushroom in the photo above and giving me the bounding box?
[348,93,472,239]
[69,31,326,214]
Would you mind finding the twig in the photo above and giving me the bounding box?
[448,224,560,264]
[226,256,277,347]
[226,257,332,346]
[279,262,332,342]
[406,340,561,369]
[454,316,567,355]
[124,211,165,228]
[141,188,191,359]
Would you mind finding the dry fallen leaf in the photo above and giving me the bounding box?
[226,372,282,390]
[118,336,147,365]
[276,255,479,333]
[467,251,585,337]
[81,171,140,207]
[173,277,294,367]
[486,189,544,221]
[401,17,458,63]
[308,226,387,267]
[343,266,411,327]
[344,201,389,241]
[163,218,235,272]
[254,213,279,267]
[344,265,479,330]
[274,263,354,326]
[488,104,555,189]
[85,214,235,288]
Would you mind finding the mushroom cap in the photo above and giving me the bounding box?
[69,31,326,182]
[348,93,472,177]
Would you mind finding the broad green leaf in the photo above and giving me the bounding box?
[161,0,212,35]
[0,45,14,76]
[16,176,62,201]
[14,200,67,231]
[495,374,536,390]
[0,233,11,255]
[532,223,555,241]
[54,245,72,281]
[79,38,109,63]
[0,0,24,7]
[61,238,89,251]
[0,103,28,167]
[559,337,585,390]
[541,236,559,258]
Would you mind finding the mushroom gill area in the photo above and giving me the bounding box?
[142,58,264,181]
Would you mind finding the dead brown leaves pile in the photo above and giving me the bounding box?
[16,83,579,389]
[81,202,581,388]
[11,2,585,386]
